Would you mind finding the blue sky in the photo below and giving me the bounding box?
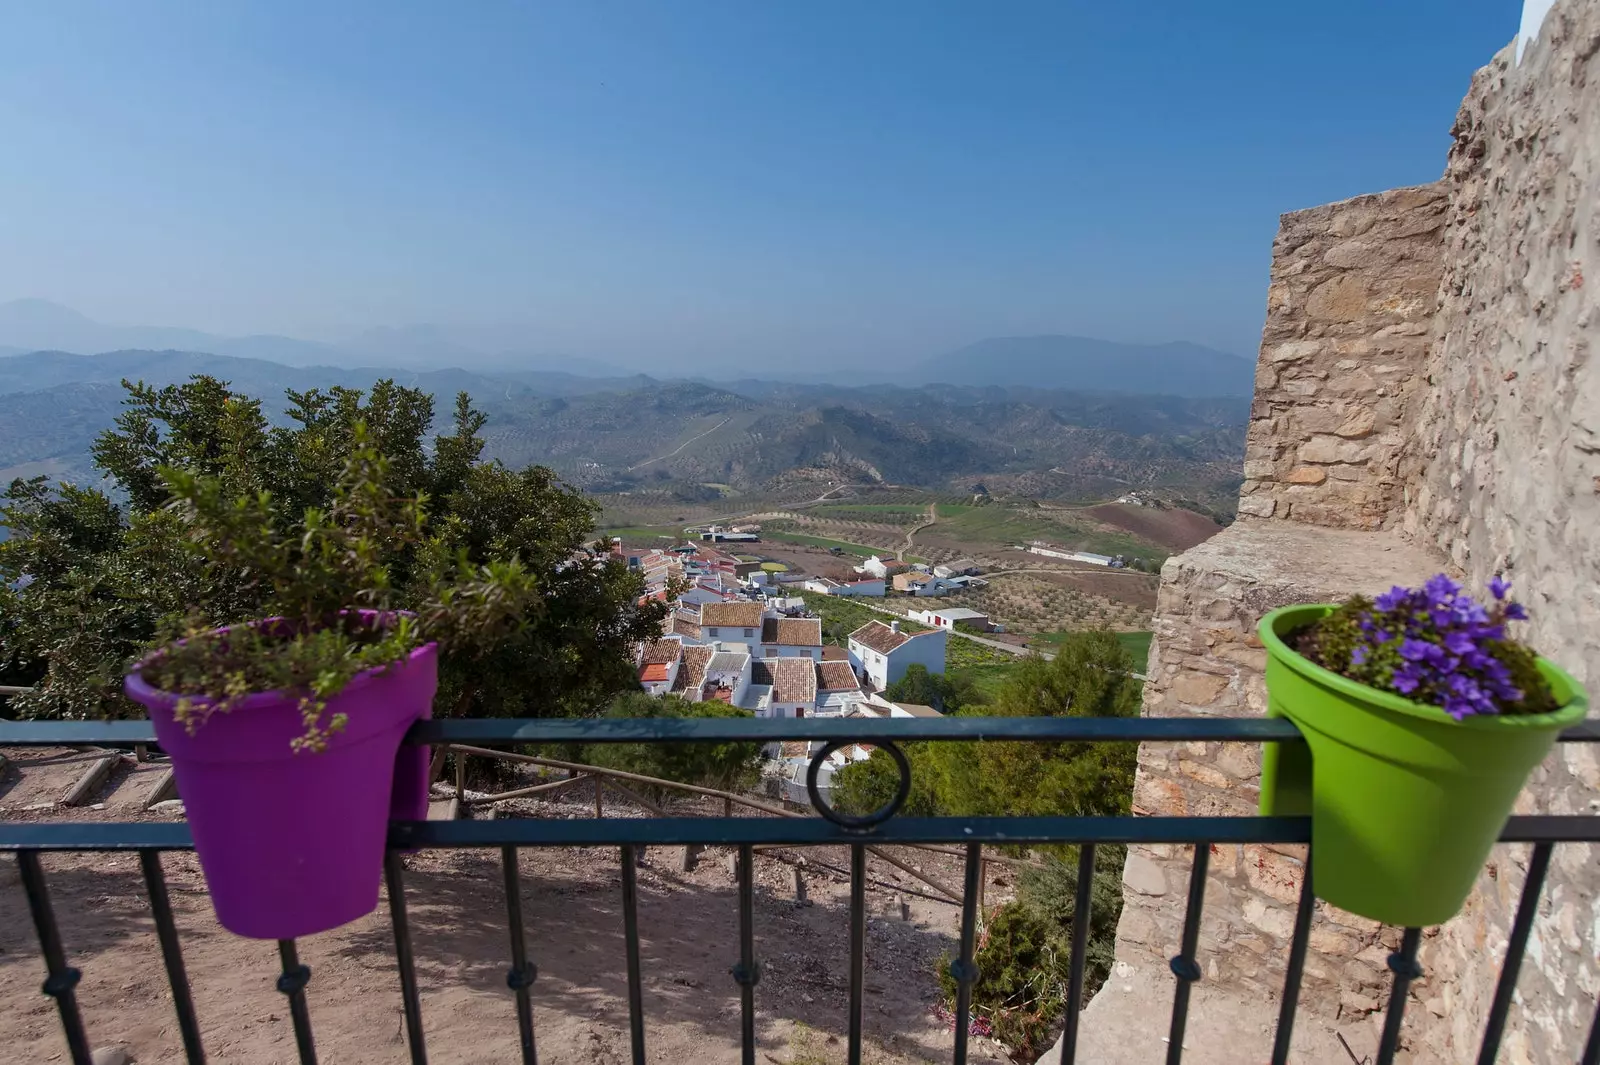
[0,1,1524,372]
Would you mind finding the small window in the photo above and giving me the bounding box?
[765,647,777,657]
[708,627,718,636]
[796,706,805,718]
[744,627,754,638]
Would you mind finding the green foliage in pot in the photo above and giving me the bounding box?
[141,427,551,751]
[0,375,669,728]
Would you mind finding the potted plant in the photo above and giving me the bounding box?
[125,431,539,939]
[1258,575,1587,927]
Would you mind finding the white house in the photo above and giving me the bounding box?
[846,620,948,691]
[933,559,981,578]
[750,658,817,718]
[1027,544,1117,566]
[695,601,768,649]
[803,577,886,597]
[760,616,824,660]
[637,637,684,695]
[908,607,993,632]
[858,555,909,580]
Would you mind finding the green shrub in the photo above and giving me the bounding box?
[939,903,1068,1061]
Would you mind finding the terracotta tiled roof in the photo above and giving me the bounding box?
[752,658,816,703]
[815,661,862,692]
[640,639,682,665]
[821,645,849,661]
[892,702,942,718]
[700,601,765,629]
[762,617,822,647]
[665,612,702,640]
[848,620,911,655]
[671,645,715,693]
[639,663,671,683]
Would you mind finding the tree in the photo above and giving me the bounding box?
[580,692,763,797]
[0,375,669,722]
[934,632,1141,820]
[881,662,983,714]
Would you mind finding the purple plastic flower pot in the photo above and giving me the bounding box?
[126,627,436,940]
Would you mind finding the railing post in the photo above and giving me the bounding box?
[17,852,92,1065]
[1375,928,1424,1065]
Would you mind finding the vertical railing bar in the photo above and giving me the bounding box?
[1165,843,1210,1065]
[1375,927,1423,1065]
[17,851,93,1065]
[735,843,758,1065]
[1269,860,1316,1065]
[501,845,539,1065]
[138,850,207,1064]
[1581,993,1600,1065]
[276,939,318,1065]
[848,843,867,1065]
[620,845,646,1065]
[951,843,983,1065]
[1475,842,1553,1065]
[384,852,428,1065]
[1058,843,1098,1064]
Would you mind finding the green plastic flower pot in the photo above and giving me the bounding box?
[1258,604,1587,928]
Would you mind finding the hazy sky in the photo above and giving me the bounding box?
[0,1,1523,370]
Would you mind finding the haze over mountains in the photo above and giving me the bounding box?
[0,345,1249,514]
[0,299,1254,396]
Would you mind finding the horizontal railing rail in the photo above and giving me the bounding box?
[3,714,1598,747]
[3,715,1599,1065]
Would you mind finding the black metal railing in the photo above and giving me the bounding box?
[2,715,1599,1065]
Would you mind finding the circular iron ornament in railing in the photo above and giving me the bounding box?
[806,738,911,831]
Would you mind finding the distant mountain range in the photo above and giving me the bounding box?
[0,347,1249,513]
[0,300,1253,396]
[0,299,627,377]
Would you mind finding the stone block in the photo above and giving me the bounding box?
[1124,852,1169,897]
[1286,466,1327,485]
[1335,408,1377,437]
[1170,672,1229,706]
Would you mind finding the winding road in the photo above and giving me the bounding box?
[629,415,733,471]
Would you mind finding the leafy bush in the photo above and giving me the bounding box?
[939,903,1068,1061]
[139,429,550,750]
[578,691,763,796]
[881,662,983,714]
[0,376,668,726]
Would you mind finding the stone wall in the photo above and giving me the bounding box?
[1071,523,1442,1064]
[1238,185,1447,529]
[1079,5,1600,1063]
[1397,3,1600,1059]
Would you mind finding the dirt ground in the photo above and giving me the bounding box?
[1079,505,1221,554]
[0,761,1012,1065]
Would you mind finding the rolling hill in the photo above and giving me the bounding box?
[0,349,1248,512]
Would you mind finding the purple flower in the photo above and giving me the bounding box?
[1488,575,1511,601]
[1392,666,1421,694]
[1375,587,1408,612]
[1399,639,1433,663]
[1350,645,1368,666]
[1505,602,1528,621]
[1425,573,1462,601]
[1444,630,1476,655]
